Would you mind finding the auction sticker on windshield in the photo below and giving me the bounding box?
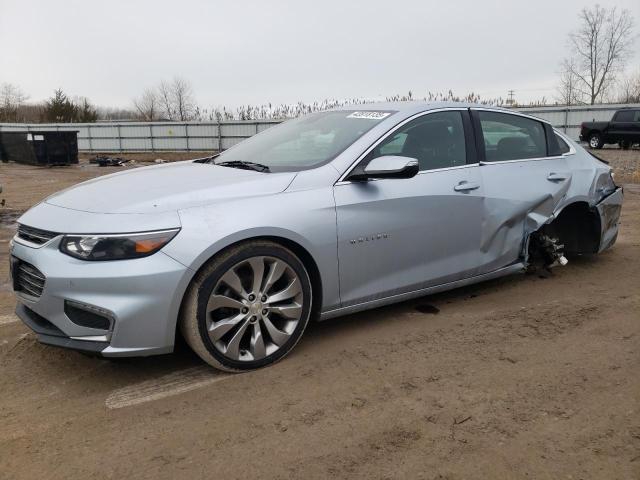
[347,111,392,120]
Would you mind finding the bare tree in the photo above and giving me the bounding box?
[616,70,640,103]
[170,77,196,121]
[566,5,634,105]
[154,77,196,121]
[133,88,160,120]
[157,80,175,120]
[556,58,584,105]
[0,82,29,122]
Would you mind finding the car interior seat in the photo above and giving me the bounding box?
[401,121,460,170]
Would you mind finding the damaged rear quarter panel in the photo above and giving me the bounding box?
[560,147,622,253]
[596,187,623,252]
[477,141,621,271]
[520,143,621,259]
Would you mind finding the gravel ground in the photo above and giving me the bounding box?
[594,146,640,184]
[0,148,638,479]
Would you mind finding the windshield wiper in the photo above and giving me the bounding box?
[216,160,271,172]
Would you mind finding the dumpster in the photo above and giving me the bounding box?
[0,130,79,165]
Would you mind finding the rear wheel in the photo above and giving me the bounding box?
[180,240,312,371]
[620,140,631,150]
[589,133,603,149]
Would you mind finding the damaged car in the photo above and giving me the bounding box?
[10,103,623,371]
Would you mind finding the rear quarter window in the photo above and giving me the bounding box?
[555,134,571,154]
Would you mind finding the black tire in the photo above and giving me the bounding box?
[620,140,631,150]
[588,133,604,149]
[180,240,312,372]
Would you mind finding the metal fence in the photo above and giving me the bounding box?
[0,120,282,152]
[1,103,638,152]
[515,103,640,140]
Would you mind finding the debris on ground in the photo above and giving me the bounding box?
[89,155,131,167]
[415,304,440,314]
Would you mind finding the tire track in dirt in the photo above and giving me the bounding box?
[105,366,233,409]
[0,314,19,326]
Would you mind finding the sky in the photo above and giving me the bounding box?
[1,0,639,110]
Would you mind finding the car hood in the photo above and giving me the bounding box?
[44,161,297,214]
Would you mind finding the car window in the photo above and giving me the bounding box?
[478,111,547,162]
[614,110,634,122]
[634,110,640,122]
[215,110,394,172]
[365,111,467,171]
[555,133,571,154]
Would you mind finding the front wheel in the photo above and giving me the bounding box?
[589,133,604,149]
[180,240,312,371]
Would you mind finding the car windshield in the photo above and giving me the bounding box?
[214,110,395,172]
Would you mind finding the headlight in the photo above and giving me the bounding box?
[59,229,179,261]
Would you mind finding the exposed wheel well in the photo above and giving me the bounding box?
[537,202,601,255]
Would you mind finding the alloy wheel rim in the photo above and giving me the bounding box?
[205,256,303,362]
[590,136,599,148]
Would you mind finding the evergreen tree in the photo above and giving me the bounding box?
[43,89,77,122]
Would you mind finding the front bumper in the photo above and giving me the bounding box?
[10,235,193,357]
[16,303,109,353]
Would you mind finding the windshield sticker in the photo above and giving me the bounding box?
[347,111,391,120]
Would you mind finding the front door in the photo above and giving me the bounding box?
[334,110,484,308]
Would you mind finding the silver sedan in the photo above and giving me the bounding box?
[10,102,623,371]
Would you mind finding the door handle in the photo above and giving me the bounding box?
[547,172,570,182]
[454,181,480,192]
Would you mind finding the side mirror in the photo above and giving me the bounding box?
[349,155,419,181]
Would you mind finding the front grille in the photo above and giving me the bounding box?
[17,224,59,245]
[12,258,46,298]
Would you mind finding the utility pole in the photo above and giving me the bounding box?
[507,90,515,106]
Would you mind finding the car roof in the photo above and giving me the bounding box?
[330,100,511,113]
[329,101,530,122]
[328,100,549,125]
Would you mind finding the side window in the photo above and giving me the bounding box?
[555,133,571,154]
[478,111,547,162]
[634,110,640,122]
[365,111,467,171]
[614,110,634,122]
[378,132,408,156]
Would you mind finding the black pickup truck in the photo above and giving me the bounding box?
[579,108,640,149]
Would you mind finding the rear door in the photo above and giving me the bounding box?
[334,109,484,307]
[471,109,571,274]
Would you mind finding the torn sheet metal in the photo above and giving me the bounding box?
[596,187,623,253]
[477,158,572,274]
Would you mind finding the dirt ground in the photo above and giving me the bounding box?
[0,148,638,479]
